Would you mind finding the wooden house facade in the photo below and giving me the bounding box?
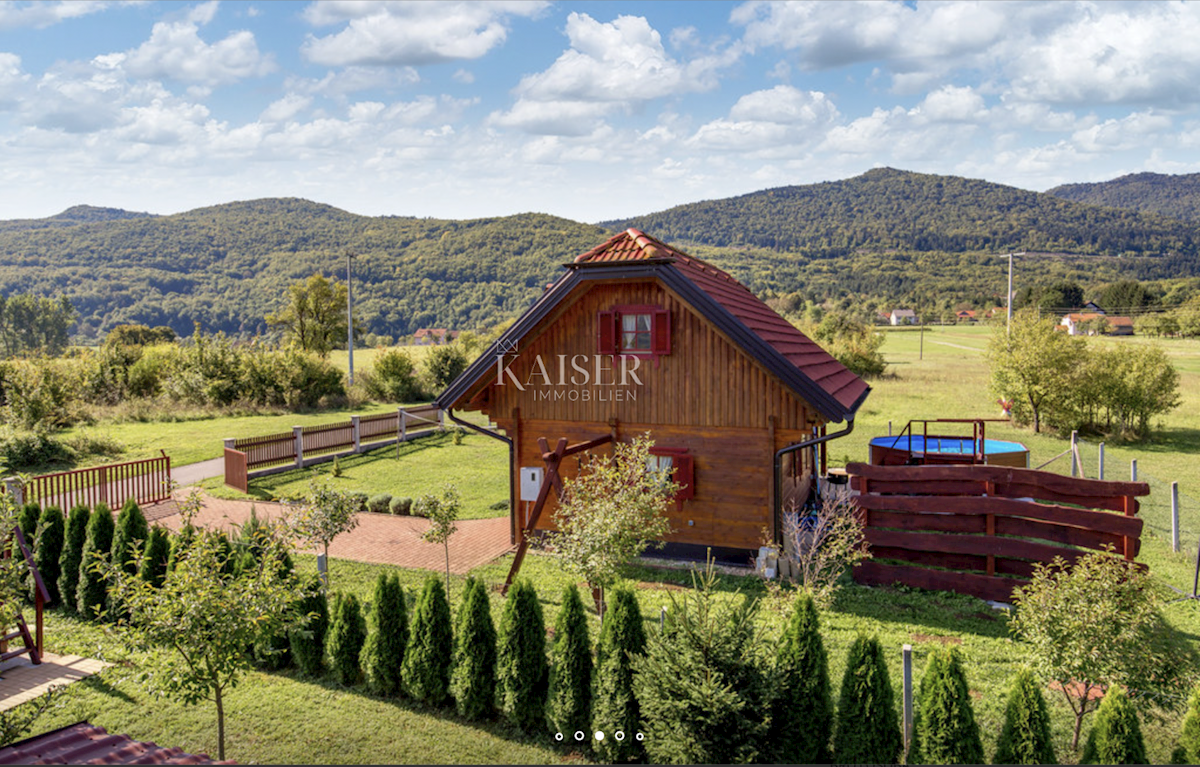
[436,229,869,556]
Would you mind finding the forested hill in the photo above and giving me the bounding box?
[0,198,610,340]
[1048,172,1200,223]
[604,168,1200,256]
[0,204,156,233]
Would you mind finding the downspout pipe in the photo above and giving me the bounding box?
[446,409,515,541]
[773,416,855,543]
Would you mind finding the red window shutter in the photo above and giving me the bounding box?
[652,308,671,355]
[598,310,616,354]
[673,454,694,500]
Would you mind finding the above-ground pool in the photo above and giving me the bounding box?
[869,434,1030,467]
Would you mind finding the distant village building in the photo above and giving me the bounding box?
[1083,301,1106,314]
[1060,312,1134,336]
[955,310,977,323]
[890,308,917,325]
[413,328,456,345]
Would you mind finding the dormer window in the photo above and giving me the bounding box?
[598,305,671,358]
[621,313,652,352]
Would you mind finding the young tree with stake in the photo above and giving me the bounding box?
[286,476,359,588]
[414,485,460,601]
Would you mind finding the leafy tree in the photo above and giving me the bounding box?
[451,576,496,720]
[782,494,870,607]
[1177,683,1200,765]
[832,634,902,764]
[592,586,647,763]
[414,484,460,602]
[105,523,307,760]
[286,476,360,587]
[265,272,353,357]
[497,578,549,732]
[910,646,984,765]
[1081,686,1147,765]
[402,575,453,705]
[0,294,75,357]
[31,506,64,605]
[1010,552,1186,750]
[138,527,170,589]
[800,311,888,377]
[769,593,833,763]
[545,436,674,617]
[363,348,423,402]
[104,324,177,348]
[549,584,592,739]
[424,343,469,390]
[111,498,149,575]
[1099,279,1154,315]
[634,559,771,764]
[988,310,1086,433]
[993,667,1057,765]
[57,504,89,611]
[362,573,407,697]
[77,503,114,620]
[289,579,329,676]
[326,592,367,686]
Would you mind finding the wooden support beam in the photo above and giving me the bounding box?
[503,437,567,595]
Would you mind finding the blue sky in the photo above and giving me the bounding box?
[2,0,1199,222]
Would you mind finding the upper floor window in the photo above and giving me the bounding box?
[597,305,671,358]
[621,312,652,352]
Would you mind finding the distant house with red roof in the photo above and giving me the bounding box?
[956,310,977,323]
[413,328,452,345]
[1060,312,1134,336]
[436,229,869,558]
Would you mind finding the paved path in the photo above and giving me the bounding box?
[172,457,223,487]
[144,491,514,575]
[0,653,109,711]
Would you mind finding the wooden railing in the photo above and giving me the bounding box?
[234,430,296,471]
[1,526,46,664]
[846,463,1149,603]
[23,453,172,511]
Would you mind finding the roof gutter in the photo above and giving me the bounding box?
[445,409,515,544]
[772,416,855,544]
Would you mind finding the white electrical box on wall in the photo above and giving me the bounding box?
[519,467,544,501]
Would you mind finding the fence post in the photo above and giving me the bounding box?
[3,477,23,506]
[223,438,236,451]
[351,415,362,454]
[1098,442,1105,480]
[902,644,914,754]
[888,420,892,436]
[294,426,304,469]
[438,408,445,429]
[1172,482,1181,553]
[1070,431,1078,477]
[1131,459,1138,482]
[400,408,408,442]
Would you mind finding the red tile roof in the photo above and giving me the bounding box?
[575,229,869,415]
[0,722,232,765]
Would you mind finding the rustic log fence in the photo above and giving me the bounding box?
[4,454,172,512]
[224,405,444,491]
[847,462,1149,603]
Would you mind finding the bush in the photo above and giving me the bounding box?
[77,504,114,620]
[1081,686,1146,765]
[347,492,368,513]
[167,524,196,574]
[389,497,412,516]
[16,502,39,546]
[138,527,171,589]
[452,426,464,446]
[424,344,469,390]
[769,593,833,763]
[111,498,149,576]
[451,577,497,720]
[833,634,902,764]
[592,586,646,763]
[1177,683,1200,765]
[549,584,592,739]
[57,504,89,612]
[364,349,423,403]
[402,575,453,705]
[289,581,329,676]
[0,428,70,470]
[31,506,64,605]
[993,667,1057,765]
[363,573,407,697]
[498,578,549,732]
[910,646,984,764]
[326,592,367,686]
[367,494,392,515]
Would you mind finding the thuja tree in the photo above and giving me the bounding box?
[105,524,307,760]
[634,558,772,764]
[286,476,360,588]
[137,527,171,588]
[451,576,496,720]
[768,592,833,763]
[326,592,367,686]
[497,578,548,732]
[1176,683,1200,764]
[545,435,674,617]
[1081,686,1147,765]
[77,503,114,619]
[363,573,407,697]
[289,579,329,676]
[1010,551,1186,750]
[549,583,592,739]
[31,506,64,605]
[910,646,984,765]
[414,485,460,602]
[592,586,646,763]
[0,493,28,631]
[993,667,1057,765]
[111,498,148,575]
[832,634,902,764]
[57,504,89,611]
[402,575,452,705]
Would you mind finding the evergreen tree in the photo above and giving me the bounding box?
[549,584,592,739]
[451,576,496,720]
[1081,686,1147,765]
[326,592,366,686]
[138,527,171,588]
[111,498,149,575]
[994,667,1057,765]
[363,573,407,697]
[289,580,329,676]
[16,502,38,547]
[1177,683,1200,765]
[497,578,548,732]
[592,586,646,763]
[57,504,89,612]
[769,593,833,763]
[910,646,984,764]
[76,503,114,620]
[833,634,902,765]
[31,506,64,605]
[402,575,453,705]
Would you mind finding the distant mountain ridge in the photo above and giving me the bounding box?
[1047,172,1200,223]
[0,204,156,233]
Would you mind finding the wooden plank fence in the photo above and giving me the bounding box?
[846,462,1149,603]
[8,454,172,512]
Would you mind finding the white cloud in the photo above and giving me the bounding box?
[1071,111,1173,152]
[453,69,475,85]
[113,8,274,86]
[0,53,30,109]
[690,86,839,152]
[489,99,611,136]
[285,66,419,99]
[0,1,109,30]
[261,94,312,123]
[912,85,987,123]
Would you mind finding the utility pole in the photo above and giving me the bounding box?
[346,250,356,386]
[1004,251,1025,334]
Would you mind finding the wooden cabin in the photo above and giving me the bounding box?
[436,229,869,559]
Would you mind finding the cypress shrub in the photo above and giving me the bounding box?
[16,502,39,546]
[76,503,114,620]
[57,504,89,612]
[451,576,496,719]
[31,506,65,605]
[833,633,902,765]
[769,592,833,763]
[326,592,367,686]
[363,573,407,697]
[166,524,196,573]
[110,498,149,575]
[234,506,267,575]
[497,578,549,732]
[289,581,329,676]
[993,667,1057,765]
[1081,686,1147,765]
[137,527,171,588]
[592,586,646,764]
[910,646,984,765]
[1177,683,1200,765]
[402,575,453,705]
[549,584,592,739]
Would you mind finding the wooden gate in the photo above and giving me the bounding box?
[224,448,248,493]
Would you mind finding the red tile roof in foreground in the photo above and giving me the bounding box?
[0,722,232,765]
[575,229,869,415]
